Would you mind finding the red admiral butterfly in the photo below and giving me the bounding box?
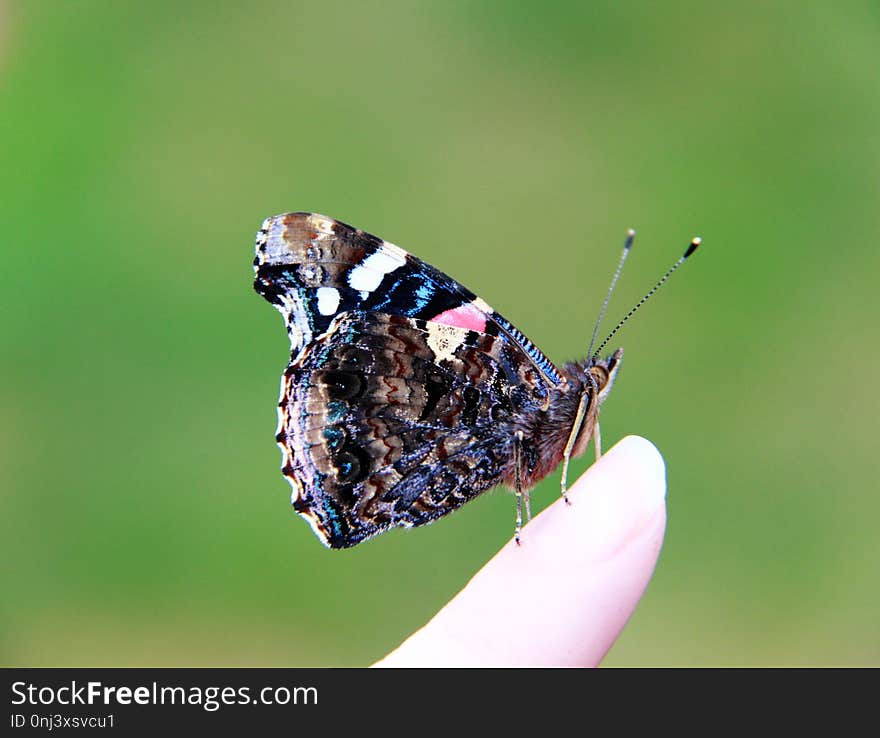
[254,213,700,548]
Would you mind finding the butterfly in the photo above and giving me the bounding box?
[253,213,699,548]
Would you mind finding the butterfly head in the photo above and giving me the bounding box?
[556,348,623,462]
[586,348,623,405]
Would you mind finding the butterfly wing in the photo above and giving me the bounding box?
[278,311,555,548]
[254,212,563,386]
[254,213,562,547]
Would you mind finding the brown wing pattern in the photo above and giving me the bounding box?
[276,311,548,548]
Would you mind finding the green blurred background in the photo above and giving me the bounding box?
[2,1,878,667]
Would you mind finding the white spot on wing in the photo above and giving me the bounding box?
[426,322,468,364]
[316,286,340,316]
[472,297,494,314]
[380,239,407,260]
[348,246,406,293]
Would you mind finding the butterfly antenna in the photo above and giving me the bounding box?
[586,228,635,363]
[591,236,702,362]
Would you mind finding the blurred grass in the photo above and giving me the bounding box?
[1,0,878,666]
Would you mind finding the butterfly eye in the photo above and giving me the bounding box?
[589,366,609,390]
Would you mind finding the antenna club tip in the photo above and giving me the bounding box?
[627,228,636,237]
[683,237,702,259]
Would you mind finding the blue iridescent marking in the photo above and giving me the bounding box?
[412,280,436,311]
[327,400,347,423]
[323,425,345,450]
[360,263,462,318]
[323,497,343,538]
[492,315,563,385]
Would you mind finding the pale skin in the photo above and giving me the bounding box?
[373,435,666,667]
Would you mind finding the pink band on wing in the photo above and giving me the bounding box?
[431,302,488,332]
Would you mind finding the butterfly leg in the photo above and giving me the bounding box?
[514,430,524,545]
[593,420,602,462]
[524,486,532,526]
[560,391,590,505]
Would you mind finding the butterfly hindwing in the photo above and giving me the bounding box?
[276,310,555,548]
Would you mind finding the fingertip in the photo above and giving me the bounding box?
[375,435,669,667]
[572,435,665,497]
[557,435,664,555]
[611,434,667,499]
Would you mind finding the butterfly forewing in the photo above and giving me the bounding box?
[254,213,563,386]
